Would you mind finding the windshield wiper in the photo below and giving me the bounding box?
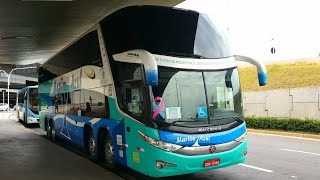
[170,120,193,126]
[211,114,244,121]
[164,52,207,59]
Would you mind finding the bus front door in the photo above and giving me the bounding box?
[122,82,148,175]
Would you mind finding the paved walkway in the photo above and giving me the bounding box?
[0,118,123,180]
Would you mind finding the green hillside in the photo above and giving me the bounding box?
[239,62,320,91]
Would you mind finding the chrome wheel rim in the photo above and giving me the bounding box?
[104,139,114,164]
[51,126,55,138]
[47,124,52,138]
[47,125,51,136]
[88,135,96,157]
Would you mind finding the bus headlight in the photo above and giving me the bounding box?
[138,131,182,152]
[235,131,247,143]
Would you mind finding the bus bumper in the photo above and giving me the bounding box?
[146,139,247,177]
[27,116,39,124]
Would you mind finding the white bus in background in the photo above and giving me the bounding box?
[17,86,39,124]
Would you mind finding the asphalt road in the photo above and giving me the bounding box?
[27,121,320,180]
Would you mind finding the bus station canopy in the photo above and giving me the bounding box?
[0,0,182,66]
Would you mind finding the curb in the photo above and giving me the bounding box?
[248,128,320,140]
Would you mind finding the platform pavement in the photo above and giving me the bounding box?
[0,118,123,180]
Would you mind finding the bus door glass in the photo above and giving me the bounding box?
[22,91,27,120]
[114,62,148,173]
[121,80,149,173]
[122,81,144,121]
[29,88,39,115]
[24,91,28,109]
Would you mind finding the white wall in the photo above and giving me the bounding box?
[243,87,320,120]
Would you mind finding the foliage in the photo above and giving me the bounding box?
[239,62,320,91]
[245,116,320,134]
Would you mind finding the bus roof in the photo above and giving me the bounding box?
[100,5,231,59]
[17,85,38,93]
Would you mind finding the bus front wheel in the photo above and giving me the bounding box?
[87,130,98,161]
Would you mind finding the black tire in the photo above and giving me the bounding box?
[102,132,117,169]
[87,130,98,161]
[17,112,21,122]
[23,114,26,124]
[47,120,56,141]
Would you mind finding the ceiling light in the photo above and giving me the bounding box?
[0,36,31,40]
[21,0,75,1]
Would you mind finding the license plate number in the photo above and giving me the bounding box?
[203,158,220,167]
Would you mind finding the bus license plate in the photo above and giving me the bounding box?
[203,158,220,167]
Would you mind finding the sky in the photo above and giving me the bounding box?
[176,0,320,63]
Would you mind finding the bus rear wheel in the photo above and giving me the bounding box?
[102,132,116,169]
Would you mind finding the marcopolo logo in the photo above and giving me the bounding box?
[198,126,222,133]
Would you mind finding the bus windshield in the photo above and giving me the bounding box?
[29,88,38,114]
[151,67,242,126]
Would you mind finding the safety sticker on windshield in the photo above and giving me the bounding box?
[197,106,208,118]
[165,107,181,119]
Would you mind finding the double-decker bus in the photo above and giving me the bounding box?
[38,6,267,177]
[17,86,39,124]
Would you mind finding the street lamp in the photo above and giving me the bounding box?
[1,90,4,119]
[0,66,37,112]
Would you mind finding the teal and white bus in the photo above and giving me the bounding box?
[17,86,39,124]
[38,6,267,177]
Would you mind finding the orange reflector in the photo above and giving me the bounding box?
[203,158,220,167]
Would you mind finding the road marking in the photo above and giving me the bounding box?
[280,148,320,156]
[249,132,320,142]
[239,163,274,173]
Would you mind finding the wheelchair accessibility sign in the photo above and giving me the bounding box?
[197,106,208,118]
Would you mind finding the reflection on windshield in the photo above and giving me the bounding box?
[29,88,39,114]
[151,67,242,126]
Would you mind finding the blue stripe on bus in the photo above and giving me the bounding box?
[48,113,127,166]
[159,122,246,147]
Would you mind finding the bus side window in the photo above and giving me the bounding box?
[105,96,110,119]
[67,90,81,116]
[80,88,108,119]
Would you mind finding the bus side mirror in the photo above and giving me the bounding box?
[234,55,267,86]
[113,49,158,87]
